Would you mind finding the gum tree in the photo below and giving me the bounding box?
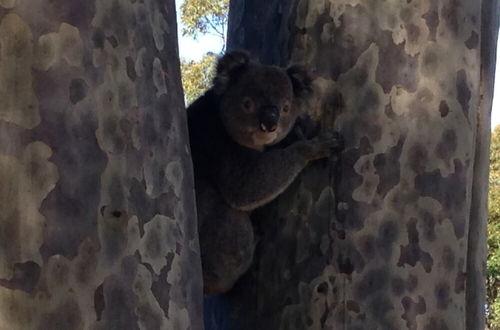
[0,1,203,329]
[204,1,499,329]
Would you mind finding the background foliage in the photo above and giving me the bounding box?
[181,54,217,104]
[180,0,228,41]
[488,126,500,329]
[179,0,228,104]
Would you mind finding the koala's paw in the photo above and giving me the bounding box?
[300,130,344,161]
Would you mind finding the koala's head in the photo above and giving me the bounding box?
[213,51,313,150]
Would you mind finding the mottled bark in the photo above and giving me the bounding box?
[0,1,203,329]
[204,0,498,329]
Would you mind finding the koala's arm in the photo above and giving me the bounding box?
[216,135,340,211]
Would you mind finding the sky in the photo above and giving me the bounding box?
[175,0,224,62]
[175,0,499,130]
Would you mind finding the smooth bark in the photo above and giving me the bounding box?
[0,1,203,329]
[204,0,499,329]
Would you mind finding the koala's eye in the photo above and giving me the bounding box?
[242,97,254,112]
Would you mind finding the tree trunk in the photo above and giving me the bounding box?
[0,1,203,329]
[204,0,498,329]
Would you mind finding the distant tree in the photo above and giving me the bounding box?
[488,126,500,329]
[179,0,228,104]
[180,0,229,44]
[181,53,217,104]
[491,126,500,185]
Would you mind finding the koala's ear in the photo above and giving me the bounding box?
[286,64,313,98]
[213,51,251,94]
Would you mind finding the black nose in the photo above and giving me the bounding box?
[259,106,280,132]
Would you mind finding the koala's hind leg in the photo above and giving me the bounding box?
[199,203,255,295]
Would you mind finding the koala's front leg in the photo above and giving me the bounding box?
[217,132,342,211]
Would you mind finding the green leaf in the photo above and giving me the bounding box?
[180,0,229,41]
[181,53,217,104]
[487,126,500,328]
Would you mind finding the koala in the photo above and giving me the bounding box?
[187,51,341,295]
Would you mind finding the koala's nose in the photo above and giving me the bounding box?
[259,106,280,132]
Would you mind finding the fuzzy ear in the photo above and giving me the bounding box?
[213,51,251,94]
[286,64,313,98]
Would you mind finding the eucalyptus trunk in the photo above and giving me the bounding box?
[204,0,499,329]
[0,1,203,329]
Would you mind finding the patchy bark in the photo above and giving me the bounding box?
[205,0,498,329]
[0,1,203,329]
